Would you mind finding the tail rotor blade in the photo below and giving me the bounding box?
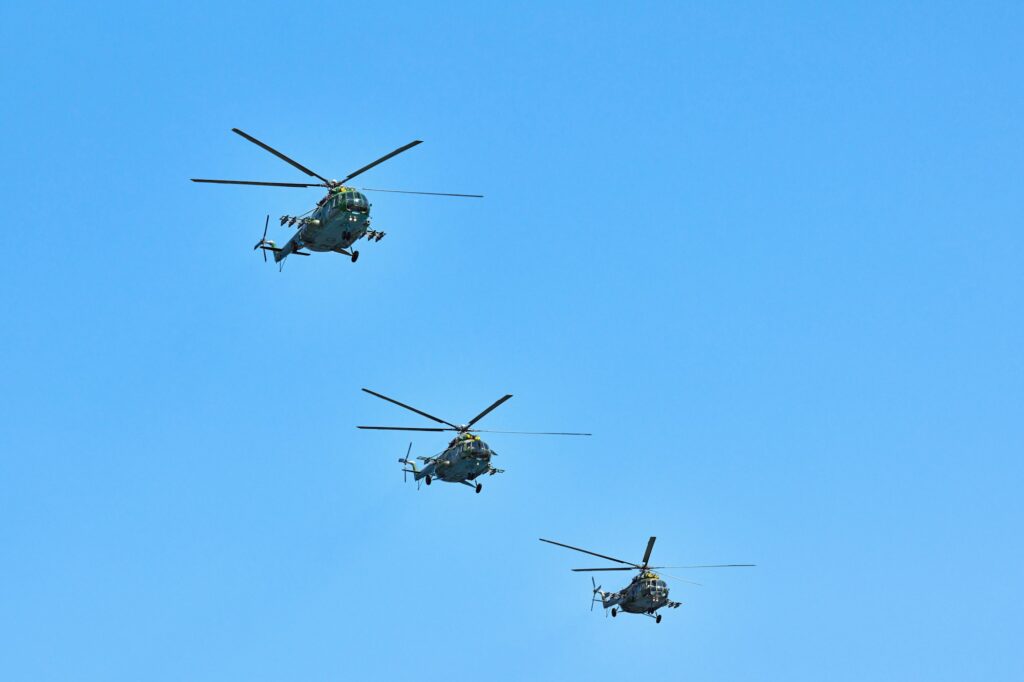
[259,215,269,261]
[403,442,412,483]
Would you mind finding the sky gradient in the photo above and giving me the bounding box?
[2,2,1023,680]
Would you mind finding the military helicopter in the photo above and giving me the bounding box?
[191,128,481,267]
[540,536,754,623]
[357,388,590,493]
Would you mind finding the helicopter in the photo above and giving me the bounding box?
[357,388,590,493]
[191,128,481,267]
[540,536,754,623]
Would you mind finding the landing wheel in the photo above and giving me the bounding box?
[656,614,662,624]
[351,250,359,263]
[611,608,617,618]
[475,483,482,494]
[425,475,431,485]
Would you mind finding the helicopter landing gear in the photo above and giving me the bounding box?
[334,247,359,262]
[460,480,484,493]
[424,475,431,485]
[656,614,662,624]
[611,608,617,618]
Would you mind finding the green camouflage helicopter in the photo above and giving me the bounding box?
[357,388,590,494]
[191,129,481,267]
[540,536,754,623]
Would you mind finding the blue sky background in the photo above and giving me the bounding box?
[2,2,1023,680]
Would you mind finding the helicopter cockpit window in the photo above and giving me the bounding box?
[344,192,369,213]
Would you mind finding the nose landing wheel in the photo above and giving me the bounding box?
[425,475,431,485]
[611,608,617,618]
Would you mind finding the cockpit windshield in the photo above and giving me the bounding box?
[343,191,369,213]
[464,439,489,456]
[644,580,666,595]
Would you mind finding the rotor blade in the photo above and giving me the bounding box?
[191,178,324,187]
[539,538,640,568]
[655,571,704,587]
[231,128,332,184]
[361,187,483,198]
[651,564,757,569]
[471,430,592,436]
[360,388,460,429]
[341,140,422,184]
[465,394,513,429]
[261,215,269,261]
[357,426,454,432]
[641,537,656,568]
[572,566,707,586]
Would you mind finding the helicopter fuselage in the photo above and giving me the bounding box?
[276,188,371,259]
[418,436,496,483]
[597,572,678,615]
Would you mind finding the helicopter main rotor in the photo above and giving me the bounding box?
[357,388,591,437]
[191,128,483,197]
[540,536,755,585]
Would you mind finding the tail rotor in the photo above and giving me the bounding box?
[398,442,420,490]
[400,442,412,483]
[253,214,277,261]
[591,576,603,613]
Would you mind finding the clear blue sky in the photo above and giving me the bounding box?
[2,2,1022,680]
